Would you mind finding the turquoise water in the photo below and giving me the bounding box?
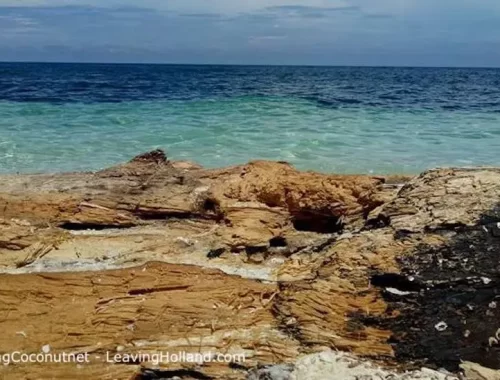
[1,63,500,174]
[2,96,500,174]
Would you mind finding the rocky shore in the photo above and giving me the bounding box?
[1,150,499,379]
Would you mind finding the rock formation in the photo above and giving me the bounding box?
[0,150,499,379]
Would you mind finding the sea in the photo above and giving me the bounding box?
[1,62,500,175]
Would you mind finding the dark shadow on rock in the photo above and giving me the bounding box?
[367,207,500,371]
[292,212,344,234]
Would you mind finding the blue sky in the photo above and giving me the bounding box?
[1,0,500,66]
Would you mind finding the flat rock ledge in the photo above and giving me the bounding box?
[1,150,500,379]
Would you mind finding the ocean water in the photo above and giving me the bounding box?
[1,62,500,174]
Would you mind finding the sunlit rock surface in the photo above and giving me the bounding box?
[0,150,499,379]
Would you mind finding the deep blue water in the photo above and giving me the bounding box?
[2,63,500,110]
[1,62,500,174]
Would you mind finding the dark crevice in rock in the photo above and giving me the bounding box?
[0,242,29,250]
[58,222,134,231]
[134,206,222,222]
[370,273,422,292]
[134,210,221,222]
[292,213,344,234]
[207,248,225,259]
[423,223,468,233]
[134,368,213,380]
[197,197,224,221]
[245,245,268,256]
[364,213,391,230]
[394,230,415,240]
[485,222,500,238]
[134,210,197,221]
[479,204,500,225]
[368,213,500,371]
[269,236,287,248]
[308,236,338,254]
[228,362,248,370]
[176,175,185,185]
[202,198,219,213]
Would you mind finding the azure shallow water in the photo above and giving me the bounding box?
[1,63,500,174]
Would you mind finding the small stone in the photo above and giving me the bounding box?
[41,344,51,353]
[386,287,412,296]
[286,317,297,326]
[481,277,492,285]
[175,237,193,247]
[435,321,448,332]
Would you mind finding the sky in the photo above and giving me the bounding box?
[1,0,500,66]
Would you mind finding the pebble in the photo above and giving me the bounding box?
[435,321,448,332]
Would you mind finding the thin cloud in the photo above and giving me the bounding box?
[249,35,287,42]
[179,13,225,18]
[265,5,359,12]
[262,4,360,19]
[362,13,394,19]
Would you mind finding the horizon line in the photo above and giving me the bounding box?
[1,60,500,70]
